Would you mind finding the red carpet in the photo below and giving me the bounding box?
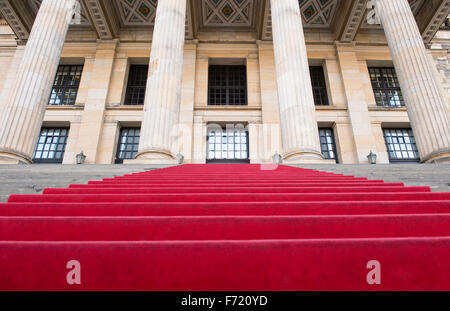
[0,164,450,290]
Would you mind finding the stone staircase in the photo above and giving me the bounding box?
[1,163,450,290]
[0,164,449,202]
[291,164,450,193]
[0,164,171,202]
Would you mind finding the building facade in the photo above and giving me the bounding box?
[0,0,449,165]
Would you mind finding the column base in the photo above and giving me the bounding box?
[422,150,450,164]
[282,150,327,164]
[0,150,32,164]
[130,148,178,165]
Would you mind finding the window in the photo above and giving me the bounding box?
[115,128,140,164]
[33,128,69,163]
[383,129,420,162]
[208,65,247,106]
[319,128,338,162]
[48,65,83,106]
[368,67,405,107]
[310,66,329,106]
[124,65,149,105]
[207,127,249,163]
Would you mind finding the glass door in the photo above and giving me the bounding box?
[207,127,249,163]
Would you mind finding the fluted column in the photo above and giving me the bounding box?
[376,0,450,163]
[270,0,323,162]
[0,0,75,164]
[136,0,187,162]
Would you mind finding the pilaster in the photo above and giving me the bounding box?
[336,42,378,163]
[74,39,118,164]
[257,41,282,162]
[178,42,198,164]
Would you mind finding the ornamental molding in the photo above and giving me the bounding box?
[261,0,339,41]
[340,0,369,42]
[113,0,194,39]
[0,0,30,39]
[201,0,255,28]
[422,0,450,43]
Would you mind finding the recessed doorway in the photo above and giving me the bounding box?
[206,126,249,163]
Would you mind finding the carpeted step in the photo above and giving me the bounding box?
[1,238,450,290]
[91,178,383,184]
[107,172,360,177]
[9,192,450,203]
[106,176,367,181]
[42,186,431,194]
[74,182,401,188]
[2,215,450,241]
[1,201,449,216]
[1,164,450,290]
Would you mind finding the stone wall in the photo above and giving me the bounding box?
[0,23,448,165]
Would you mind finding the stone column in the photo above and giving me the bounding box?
[376,0,450,163]
[136,0,187,163]
[270,0,323,162]
[0,0,76,164]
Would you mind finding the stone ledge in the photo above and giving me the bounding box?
[46,105,85,110]
[368,106,408,112]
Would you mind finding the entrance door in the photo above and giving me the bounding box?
[207,127,249,163]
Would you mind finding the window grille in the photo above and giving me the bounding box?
[383,128,420,162]
[48,65,83,106]
[124,65,149,105]
[310,66,329,106]
[208,65,247,106]
[33,128,69,163]
[369,67,405,107]
[116,128,141,164]
[319,128,338,161]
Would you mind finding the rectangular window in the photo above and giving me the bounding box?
[208,65,247,106]
[319,128,338,162]
[124,65,149,105]
[33,128,69,163]
[116,128,140,164]
[207,127,249,163]
[48,65,83,106]
[310,66,329,106]
[383,128,420,162]
[368,67,405,107]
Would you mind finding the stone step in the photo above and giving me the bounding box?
[0,164,448,202]
[290,164,450,193]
